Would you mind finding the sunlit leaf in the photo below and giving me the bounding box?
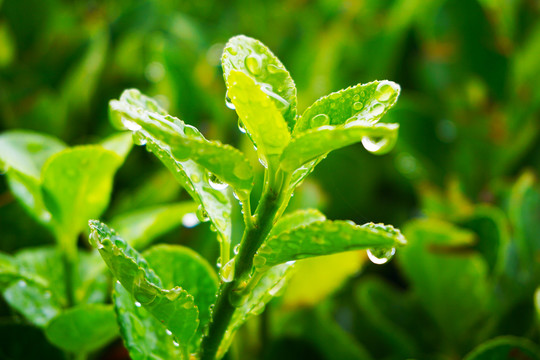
[254,221,406,269]
[294,80,400,134]
[111,202,198,249]
[109,89,234,255]
[281,122,399,172]
[226,70,291,169]
[45,304,119,353]
[88,220,199,352]
[222,35,297,130]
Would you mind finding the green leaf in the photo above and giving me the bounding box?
[217,263,295,359]
[254,221,406,270]
[280,122,399,172]
[269,208,326,238]
[0,131,66,225]
[111,201,198,249]
[110,89,254,195]
[100,131,133,159]
[399,219,491,349]
[0,130,66,178]
[45,304,119,353]
[463,336,540,360]
[0,252,47,289]
[226,70,291,168]
[294,80,400,134]
[144,244,219,348]
[88,220,199,353]
[41,146,124,251]
[114,283,183,360]
[109,89,234,256]
[222,35,297,130]
[3,278,61,327]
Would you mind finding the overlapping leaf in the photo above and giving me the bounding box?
[254,220,406,270]
[222,35,297,130]
[281,122,399,172]
[226,71,291,168]
[463,336,540,360]
[114,283,183,360]
[88,220,199,353]
[109,89,243,254]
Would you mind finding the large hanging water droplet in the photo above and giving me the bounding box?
[225,91,236,110]
[183,125,199,138]
[362,136,389,154]
[206,172,228,191]
[196,205,210,222]
[375,81,398,102]
[182,213,199,228]
[245,54,262,75]
[310,114,330,128]
[238,119,246,133]
[220,258,235,283]
[367,247,396,265]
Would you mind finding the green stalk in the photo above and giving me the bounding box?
[201,167,288,360]
[59,233,78,308]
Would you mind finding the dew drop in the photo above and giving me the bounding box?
[207,172,228,191]
[368,102,385,117]
[88,230,100,248]
[183,125,199,137]
[310,114,330,128]
[216,257,222,269]
[182,213,199,228]
[353,94,360,101]
[225,91,236,110]
[18,280,27,288]
[226,47,237,55]
[190,174,201,183]
[245,54,262,75]
[220,258,235,283]
[173,340,179,347]
[251,302,265,315]
[133,275,158,305]
[135,301,142,307]
[233,244,240,255]
[353,102,364,111]
[166,329,173,336]
[361,136,389,154]
[375,81,398,102]
[196,205,210,222]
[238,119,246,133]
[132,131,147,146]
[367,247,396,265]
[258,156,268,168]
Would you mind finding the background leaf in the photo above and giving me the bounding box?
[44,304,119,353]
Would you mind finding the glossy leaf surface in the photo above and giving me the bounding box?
[89,220,199,352]
[222,35,297,130]
[254,221,406,269]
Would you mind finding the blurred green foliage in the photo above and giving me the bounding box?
[1,0,540,359]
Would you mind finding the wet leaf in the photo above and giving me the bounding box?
[226,70,291,169]
[222,35,297,130]
[111,201,198,249]
[281,122,399,172]
[294,80,400,134]
[144,244,218,349]
[109,89,234,255]
[45,304,119,353]
[88,220,199,352]
[254,221,406,269]
[114,283,183,360]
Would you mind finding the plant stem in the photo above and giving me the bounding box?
[60,234,78,307]
[201,183,283,360]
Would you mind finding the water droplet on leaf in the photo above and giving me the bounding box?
[196,205,210,222]
[367,247,396,265]
[207,172,228,191]
[220,258,235,283]
[362,136,389,154]
[225,91,236,110]
[245,54,262,75]
[132,131,147,146]
[310,114,330,128]
[375,81,398,102]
